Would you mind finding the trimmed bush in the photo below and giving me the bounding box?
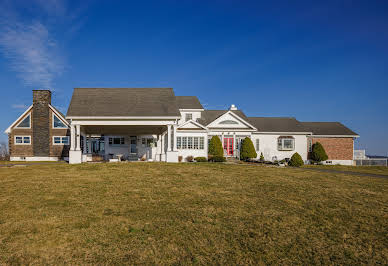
[240,137,257,161]
[186,156,194,162]
[208,136,223,157]
[289,152,304,167]
[194,157,207,162]
[311,142,328,162]
[260,152,264,162]
[211,155,226,162]
[178,156,183,162]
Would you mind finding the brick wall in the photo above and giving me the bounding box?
[308,137,354,160]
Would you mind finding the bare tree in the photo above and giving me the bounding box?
[0,141,9,161]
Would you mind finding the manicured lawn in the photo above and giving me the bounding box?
[0,163,387,264]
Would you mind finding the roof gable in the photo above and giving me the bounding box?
[4,105,33,134]
[178,120,207,130]
[66,88,181,118]
[207,111,257,130]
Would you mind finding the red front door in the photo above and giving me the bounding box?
[224,138,234,156]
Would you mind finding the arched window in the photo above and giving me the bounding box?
[219,120,238,125]
[277,136,295,151]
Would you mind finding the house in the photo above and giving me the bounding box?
[5,88,359,165]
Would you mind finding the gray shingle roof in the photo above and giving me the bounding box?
[66,88,181,117]
[248,117,310,133]
[300,122,358,136]
[175,96,203,109]
[197,110,249,126]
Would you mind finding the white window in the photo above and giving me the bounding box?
[53,114,67,128]
[187,137,193,149]
[308,139,313,152]
[109,137,125,145]
[256,139,260,151]
[53,136,70,145]
[193,137,199,149]
[182,137,187,149]
[277,137,295,151]
[16,114,31,128]
[177,136,205,150]
[177,137,181,149]
[185,113,193,121]
[15,136,31,145]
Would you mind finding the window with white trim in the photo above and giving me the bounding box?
[53,136,70,145]
[277,136,295,151]
[256,139,260,151]
[177,136,205,150]
[53,114,67,128]
[109,137,125,145]
[185,113,193,121]
[16,114,31,128]
[15,136,31,144]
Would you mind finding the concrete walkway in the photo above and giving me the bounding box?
[297,167,388,179]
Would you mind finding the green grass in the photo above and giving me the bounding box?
[303,165,388,176]
[0,163,387,264]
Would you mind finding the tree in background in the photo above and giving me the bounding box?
[311,142,328,162]
[240,137,257,161]
[208,136,223,157]
[289,152,304,167]
[0,141,9,161]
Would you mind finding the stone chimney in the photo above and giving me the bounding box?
[229,104,237,111]
[32,90,51,156]
[33,90,51,105]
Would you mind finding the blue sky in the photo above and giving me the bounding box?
[0,0,387,155]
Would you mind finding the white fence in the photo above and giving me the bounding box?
[355,159,388,166]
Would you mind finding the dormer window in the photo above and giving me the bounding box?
[185,113,193,121]
[16,114,31,128]
[53,114,67,128]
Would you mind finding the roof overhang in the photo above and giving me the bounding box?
[310,135,360,138]
[253,131,313,135]
[66,116,181,120]
[177,120,208,130]
[206,111,258,130]
[179,109,205,112]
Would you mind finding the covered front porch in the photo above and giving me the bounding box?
[68,121,179,164]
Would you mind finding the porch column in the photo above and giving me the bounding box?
[82,133,87,154]
[87,134,92,154]
[75,124,81,151]
[172,124,177,151]
[167,125,172,151]
[70,125,76,151]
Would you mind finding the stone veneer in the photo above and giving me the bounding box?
[32,90,51,156]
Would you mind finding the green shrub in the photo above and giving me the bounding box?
[311,142,328,162]
[208,136,223,157]
[289,152,304,167]
[260,152,264,162]
[194,157,207,162]
[240,137,257,161]
[211,156,226,162]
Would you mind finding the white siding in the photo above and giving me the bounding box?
[178,111,202,125]
[251,134,308,161]
[176,131,208,161]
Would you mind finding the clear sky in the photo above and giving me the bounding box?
[0,0,387,155]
